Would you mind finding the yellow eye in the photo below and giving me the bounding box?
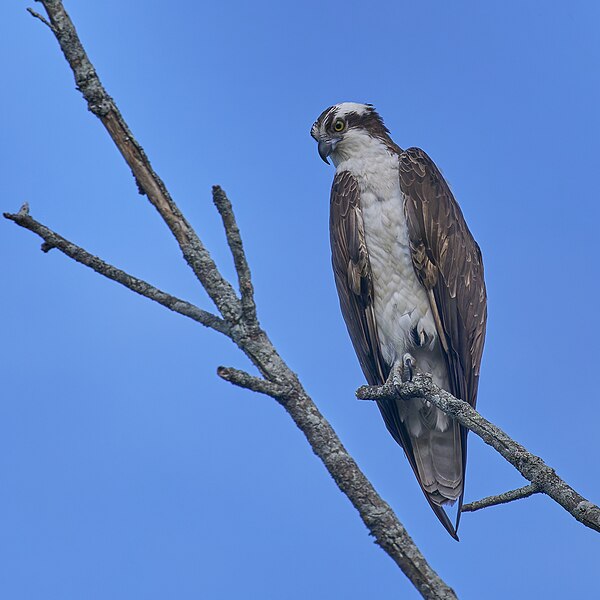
[333,119,345,132]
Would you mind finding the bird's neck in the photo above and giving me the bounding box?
[332,130,399,177]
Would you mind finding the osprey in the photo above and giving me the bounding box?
[311,102,487,539]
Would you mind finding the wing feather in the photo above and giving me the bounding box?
[329,171,387,386]
[399,147,487,409]
[399,147,487,532]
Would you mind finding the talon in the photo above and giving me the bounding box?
[403,353,415,382]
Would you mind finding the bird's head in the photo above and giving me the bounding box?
[310,102,392,166]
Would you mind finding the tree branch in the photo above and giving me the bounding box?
[212,186,257,327]
[26,7,55,31]
[4,205,230,336]
[357,375,600,533]
[2,224,458,600]
[33,0,242,324]
[462,484,541,513]
[15,1,598,595]
[14,3,596,599]
[16,3,461,597]
[216,366,285,397]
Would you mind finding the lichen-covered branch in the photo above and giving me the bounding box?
[357,375,600,533]
[5,203,457,600]
[4,205,230,336]
[222,366,458,600]
[462,484,541,513]
[216,366,285,397]
[26,7,55,31]
[9,2,461,598]
[34,0,241,324]
[212,186,257,327]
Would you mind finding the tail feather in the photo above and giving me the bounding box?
[377,396,465,540]
[412,419,463,505]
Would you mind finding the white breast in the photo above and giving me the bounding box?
[334,134,439,374]
[333,130,451,438]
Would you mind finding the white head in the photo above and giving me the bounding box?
[310,102,395,166]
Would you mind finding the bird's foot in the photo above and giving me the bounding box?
[386,354,417,389]
[402,353,416,382]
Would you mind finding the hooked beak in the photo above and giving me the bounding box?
[317,139,338,165]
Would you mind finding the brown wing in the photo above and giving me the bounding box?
[399,147,487,410]
[329,171,387,386]
[399,147,487,532]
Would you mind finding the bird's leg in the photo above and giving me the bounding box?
[386,363,404,387]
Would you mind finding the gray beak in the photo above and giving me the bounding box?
[318,140,333,164]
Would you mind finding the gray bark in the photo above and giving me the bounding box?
[6,1,598,598]
[5,2,461,598]
[357,376,600,533]
[462,484,540,513]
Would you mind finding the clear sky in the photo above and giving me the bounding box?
[2,1,599,598]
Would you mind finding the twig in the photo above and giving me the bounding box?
[18,3,459,598]
[4,214,458,600]
[216,366,284,397]
[32,0,241,324]
[212,186,257,326]
[357,374,600,533]
[16,3,598,597]
[4,207,230,336]
[27,7,55,31]
[462,484,541,513]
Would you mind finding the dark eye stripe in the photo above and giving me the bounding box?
[312,104,391,146]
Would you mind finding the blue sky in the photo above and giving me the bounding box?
[2,1,599,598]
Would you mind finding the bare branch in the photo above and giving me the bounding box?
[262,386,458,599]
[212,186,257,326]
[4,207,230,336]
[7,209,459,600]
[27,7,55,31]
[216,366,284,397]
[34,0,242,324]
[462,484,541,513]
[19,4,461,597]
[357,375,600,533]
[16,2,598,596]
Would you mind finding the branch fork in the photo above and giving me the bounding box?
[357,374,600,532]
[7,2,598,599]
